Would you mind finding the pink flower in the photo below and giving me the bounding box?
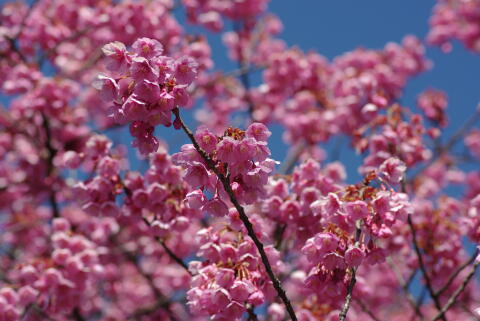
[158,90,175,111]
[195,126,218,153]
[93,74,119,102]
[134,79,161,103]
[174,56,198,85]
[417,89,448,126]
[102,41,131,73]
[345,200,370,221]
[323,252,345,270]
[202,198,229,217]
[62,151,82,169]
[216,136,239,165]
[132,37,163,59]
[246,122,272,142]
[379,157,407,184]
[184,162,210,188]
[344,247,365,267]
[123,96,148,121]
[130,56,159,82]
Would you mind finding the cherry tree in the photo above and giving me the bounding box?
[0,0,480,321]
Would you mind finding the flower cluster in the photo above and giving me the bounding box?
[428,0,480,52]
[417,88,448,127]
[122,148,202,236]
[95,38,198,154]
[0,218,104,318]
[359,105,432,174]
[187,226,281,320]
[174,123,275,210]
[182,0,270,31]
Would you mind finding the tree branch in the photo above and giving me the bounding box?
[430,260,480,321]
[158,238,191,275]
[339,223,362,321]
[119,241,179,321]
[41,113,59,218]
[407,214,447,321]
[435,249,479,297]
[141,217,192,275]
[246,305,259,321]
[172,107,298,321]
[278,140,307,175]
[354,298,382,321]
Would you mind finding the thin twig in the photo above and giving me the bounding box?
[407,214,447,321]
[247,305,259,321]
[435,249,479,297]
[443,105,480,151]
[386,258,424,320]
[71,307,86,321]
[401,175,445,320]
[119,241,179,321]
[141,217,192,275]
[278,140,307,175]
[158,238,191,274]
[355,298,382,321]
[2,0,38,63]
[339,223,362,321]
[21,304,58,321]
[409,106,480,184]
[430,260,480,321]
[41,113,59,218]
[172,107,298,321]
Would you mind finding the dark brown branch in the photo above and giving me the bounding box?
[2,0,38,63]
[41,113,59,218]
[407,214,447,321]
[355,298,382,321]
[172,107,298,321]
[158,238,191,274]
[71,307,86,321]
[141,217,192,275]
[339,223,362,321]
[443,106,480,151]
[430,260,480,321]
[400,176,439,320]
[246,305,259,321]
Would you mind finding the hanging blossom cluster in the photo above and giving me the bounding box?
[187,226,281,319]
[301,172,412,287]
[427,0,480,52]
[182,0,270,31]
[1,1,480,321]
[94,37,198,154]
[174,122,275,210]
[0,218,105,319]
